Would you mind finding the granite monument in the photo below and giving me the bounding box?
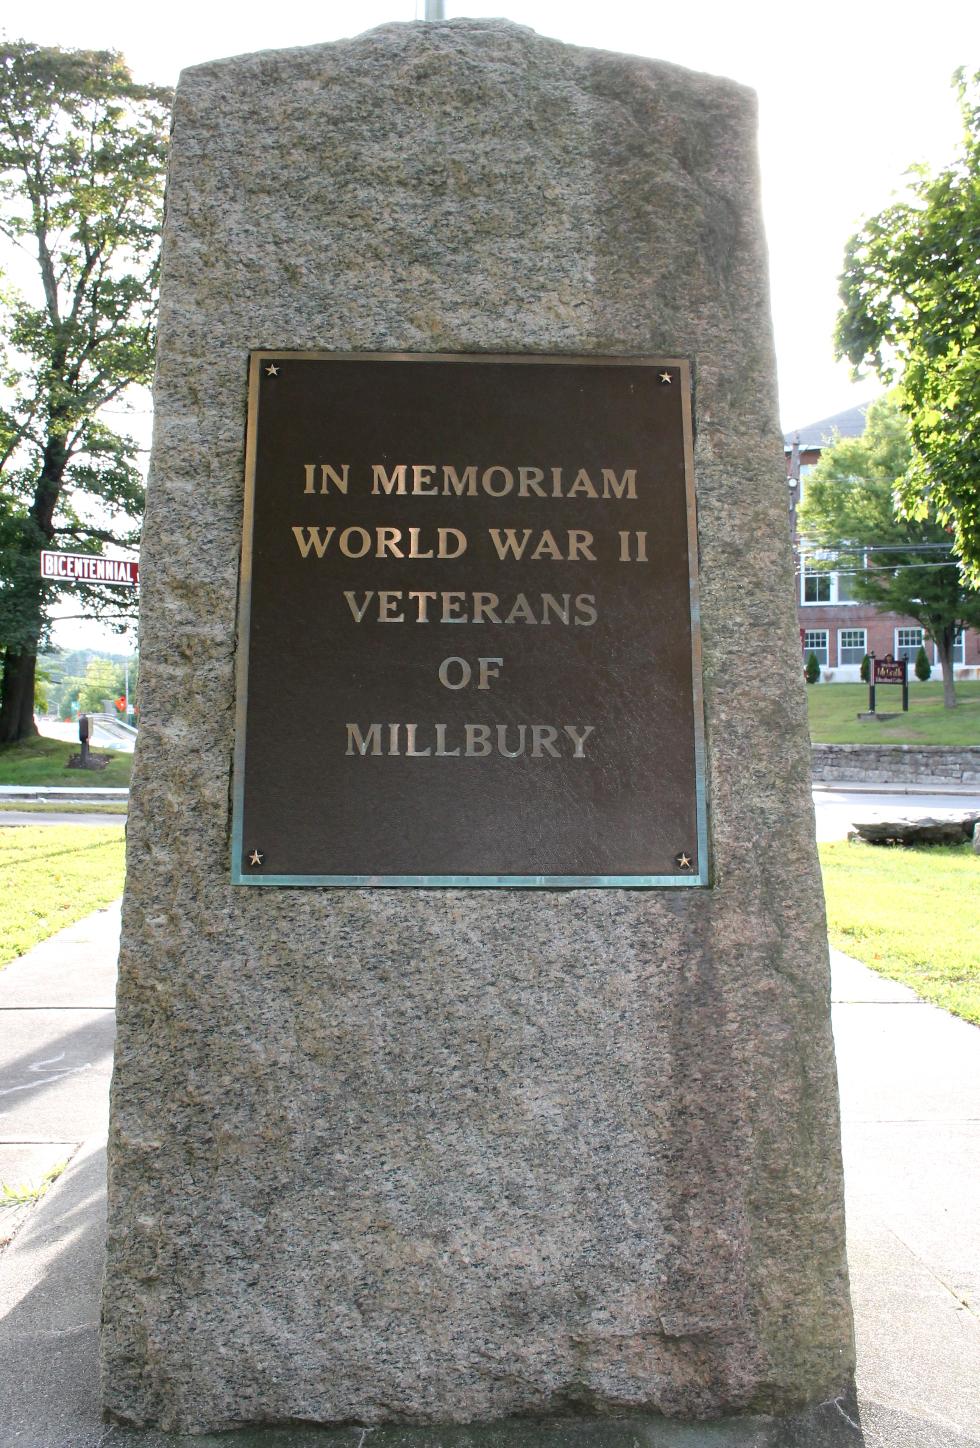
[102,20,854,1438]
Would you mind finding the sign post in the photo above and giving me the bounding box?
[78,713,90,768]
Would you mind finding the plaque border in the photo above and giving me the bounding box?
[230,352,709,888]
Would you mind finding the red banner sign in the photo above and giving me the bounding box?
[872,653,906,685]
[40,550,139,587]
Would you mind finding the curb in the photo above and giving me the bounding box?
[811,780,980,797]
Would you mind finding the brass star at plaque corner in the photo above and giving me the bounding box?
[659,370,672,385]
[248,848,264,867]
[265,362,280,377]
[675,852,693,870]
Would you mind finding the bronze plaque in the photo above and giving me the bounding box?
[232,353,707,886]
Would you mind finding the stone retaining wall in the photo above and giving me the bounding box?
[811,744,980,785]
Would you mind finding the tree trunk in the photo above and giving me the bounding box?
[0,647,40,743]
[934,631,958,709]
[0,559,46,744]
[0,432,69,744]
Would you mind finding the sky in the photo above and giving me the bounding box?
[3,0,977,649]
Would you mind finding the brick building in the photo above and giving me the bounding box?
[785,404,980,681]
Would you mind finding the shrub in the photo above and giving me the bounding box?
[860,654,871,683]
[805,652,821,684]
[914,645,932,682]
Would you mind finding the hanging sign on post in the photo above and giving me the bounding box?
[868,652,910,713]
[40,550,139,587]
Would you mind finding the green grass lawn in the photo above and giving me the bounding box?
[807,680,980,744]
[819,839,980,1025]
[0,735,132,788]
[0,825,126,968]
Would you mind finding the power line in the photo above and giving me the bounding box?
[800,542,957,555]
[834,561,964,575]
[860,544,957,554]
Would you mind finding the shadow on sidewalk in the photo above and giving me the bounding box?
[0,1137,108,1447]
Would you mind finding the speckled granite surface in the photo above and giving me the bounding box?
[102,19,853,1435]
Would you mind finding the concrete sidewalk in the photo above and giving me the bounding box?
[0,905,118,1446]
[0,903,118,1247]
[831,952,980,1445]
[1,909,978,1447]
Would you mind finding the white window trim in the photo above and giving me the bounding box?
[894,627,924,662]
[803,629,829,664]
[832,570,862,606]
[800,548,861,607]
[837,627,867,665]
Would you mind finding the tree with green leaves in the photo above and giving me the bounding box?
[836,68,980,583]
[799,394,980,708]
[0,42,170,742]
[72,656,125,713]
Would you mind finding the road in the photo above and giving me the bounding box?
[1,791,977,840]
[813,789,980,841]
[0,812,125,827]
[37,719,134,754]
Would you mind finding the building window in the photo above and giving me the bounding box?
[838,628,867,665]
[836,571,859,603]
[933,630,965,665]
[895,627,924,662]
[803,570,832,603]
[800,549,859,605]
[803,630,828,665]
